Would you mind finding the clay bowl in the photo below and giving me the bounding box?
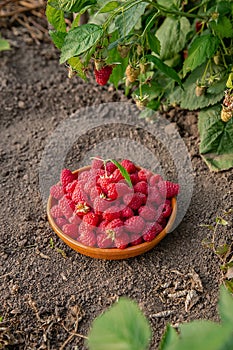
[47,166,177,260]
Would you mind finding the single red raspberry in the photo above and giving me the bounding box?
[98,176,114,194]
[112,169,124,182]
[94,65,113,86]
[66,180,78,193]
[115,182,133,198]
[103,206,121,222]
[78,170,91,182]
[69,213,81,225]
[93,197,110,215]
[115,232,129,249]
[60,169,76,191]
[56,217,68,228]
[97,220,109,234]
[124,216,145,234]
[105,219,124,239]
[195,21,202,32]
[89,186,103,203]
[130,172,139,185]
[79,230,96,247]
[72,185,88,204]
[134,181,148,195]
[50,205,64,218]
[157,216,167,228]
[83,212,100,227]
[149,174,162,186]
[121,159,137,174]
[84,179,95,195]
[142,222,162,242]
[107,183,118,200]
[159,201,172,218]
[147,186,164,206]
[105,161,117,174]
[63,223,79,239]
[138,205,157,222]
[50,184,64,200]
[121,206,134,219]
[75,201,91,215]
[97,233,114,248]
[123,192,146,211]
[130,233,143,246]
[138,168,152,182]
[59,196,75,219]
[91,157,104,169]
[158,181,179,198]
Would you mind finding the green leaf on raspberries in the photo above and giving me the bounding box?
[159,324,179,350]
[60,24,104,63]
[48,0,96,13]
[147,31,161,55]
[198,105,233,171]
[134,81,163,99]
[146,55,183,87]
[87,297,151,350]
[67,57,87,81]
[156,17,190,60]
[49,30,67,49]
[183,35,220,76]
[209,16,233,39]
[46,4,66,32]
[110,159,133,188]
[114,2,147,37]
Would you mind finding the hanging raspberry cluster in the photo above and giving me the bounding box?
[221,90,233,123]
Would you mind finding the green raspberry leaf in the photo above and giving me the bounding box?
[209,16,233,39]
[87,297,151,350]
[110,159,133,188]
[218,285,233,325]
[146,55,183,87]
[183,34,220,76]
[147,31,161,55]
[46,4,66,32]
[159,324,179,350]
[60,24,104,63]
[156,17,191,60]
[49,30,67,49]
[198,105,233,171]
[68,57,87,81]
[0,35,10,51]
[48,0,96,13]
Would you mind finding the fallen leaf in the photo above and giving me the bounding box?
[185,289,200,312]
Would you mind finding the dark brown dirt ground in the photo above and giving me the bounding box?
[0,26,233,350]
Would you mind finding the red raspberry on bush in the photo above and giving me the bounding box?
[125,216,145,234]
[50,205,64,218]
[63,223,79,239]
[121,159,137,174]
[50,184,64,200]
[60,169,76,191]
[94,65,113,86]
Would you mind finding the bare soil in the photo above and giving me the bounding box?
[0,27,233,350]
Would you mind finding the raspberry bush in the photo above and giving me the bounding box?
[46,0,233,171]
